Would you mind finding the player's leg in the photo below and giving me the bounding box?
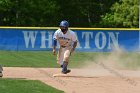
[62,49,71,74]
[57,48,64,67]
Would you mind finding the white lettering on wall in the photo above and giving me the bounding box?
[40,31,53,48]
[22,31,38,48]
[22,31,120,50]
[82,32,93,48]
[108,32,119,49]
[95,32,106,49]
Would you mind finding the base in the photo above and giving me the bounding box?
[53,73,69,77]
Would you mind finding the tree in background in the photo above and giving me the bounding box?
[56,0,118,27]
[0,0,60,26]
[101,0,139,28]
[0,0,138,28]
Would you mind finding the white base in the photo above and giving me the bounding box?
[53,73,68,77]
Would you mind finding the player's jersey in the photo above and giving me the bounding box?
[53,29,77,47]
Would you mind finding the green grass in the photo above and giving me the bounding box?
[0,51,139,93]
[118,52,140,70]
[0,51,140,69]
[0,78,64,93]
[0,51,98,68]
[0,51,57,67]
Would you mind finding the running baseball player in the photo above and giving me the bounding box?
[52,20,77,74]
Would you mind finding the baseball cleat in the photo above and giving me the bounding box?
[62,69,71,74]
[60,65,63,68]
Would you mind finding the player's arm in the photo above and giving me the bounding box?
[71,41,77,52]
[52,39,57,55]
[52,31,58,55]
[71,32,78,52]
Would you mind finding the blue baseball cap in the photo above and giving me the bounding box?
[59,20,69,27]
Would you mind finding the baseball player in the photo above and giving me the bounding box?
[52,20,77,74]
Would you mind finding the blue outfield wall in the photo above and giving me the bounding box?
[0,27,139,52]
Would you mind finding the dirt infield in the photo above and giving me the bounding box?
[3,67,140,93]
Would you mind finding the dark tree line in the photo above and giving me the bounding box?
[0,0,139,28]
